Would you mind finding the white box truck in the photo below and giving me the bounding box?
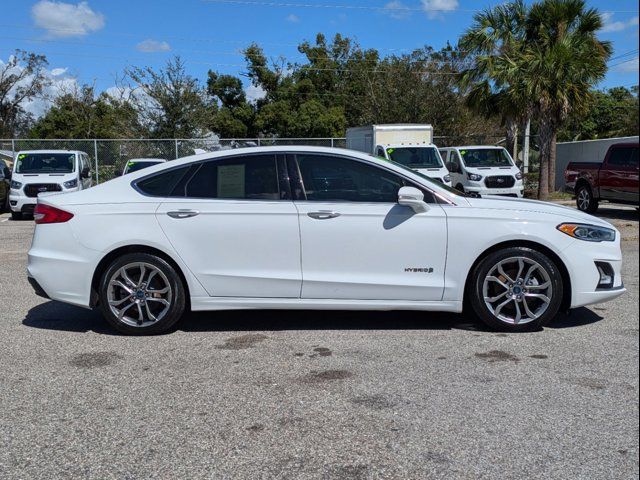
[346,124,451,186]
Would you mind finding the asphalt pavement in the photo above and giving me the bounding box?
[0,206,638,479]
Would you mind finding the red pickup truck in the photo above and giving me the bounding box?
[564,142,639,213]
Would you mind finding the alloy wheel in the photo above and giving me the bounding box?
[482,256,553,325]
[577,188,590,211]
[106,262,172,327]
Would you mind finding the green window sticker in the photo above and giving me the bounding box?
[460,150,466,155]
[18,154,26,159]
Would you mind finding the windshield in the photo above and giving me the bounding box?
[460,148,513,168]
[386,147,443,168]
[126,161,163,173]
[15,153,75,174]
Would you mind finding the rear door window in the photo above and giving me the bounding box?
[183,154,280,200]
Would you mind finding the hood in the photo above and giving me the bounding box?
[467,196,614,228]
[464,165,520,175]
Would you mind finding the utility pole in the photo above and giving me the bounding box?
[523,119,531,174]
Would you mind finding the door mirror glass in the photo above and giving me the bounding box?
[398,186,428,213]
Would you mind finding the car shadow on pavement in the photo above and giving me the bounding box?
[22,301,603,335]
[595,207,639,223]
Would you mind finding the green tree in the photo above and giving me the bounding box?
[126,56,212,138]
[522,0,611,197]
[206,72,255,137]
[31,85,141,138]
[459,0,530,159]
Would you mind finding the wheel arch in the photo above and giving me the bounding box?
[575,178,596,198]
[90,244,191,309]
[463,239,572,313]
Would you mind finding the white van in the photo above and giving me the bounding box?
[439,146,524,198]
[9,150,93,220]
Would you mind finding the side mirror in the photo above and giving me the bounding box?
[80,166,90,179]
[398,186,429,213]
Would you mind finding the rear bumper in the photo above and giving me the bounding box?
[28,276,50,299]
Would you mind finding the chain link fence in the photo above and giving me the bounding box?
[1,136,538,186]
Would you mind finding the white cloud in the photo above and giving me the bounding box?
[136,39,171,53]
[245,84,266,104]
[601,13,639,33]
[421,0,458,19]
[31,1,105,38]
[615,56,639,73]
[384,1,411,20]
[50,67,67,76]
[286,13,300,23]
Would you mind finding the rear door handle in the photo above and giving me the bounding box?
[167,210,199,219]
[307,210,340,220]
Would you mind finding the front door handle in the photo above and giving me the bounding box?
[307,210,340,220]
[167,210,199,219]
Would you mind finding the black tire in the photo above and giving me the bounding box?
[11,211,22,221]
[469,247,563,332]
[98,253,186,335]
[576,184,598,213]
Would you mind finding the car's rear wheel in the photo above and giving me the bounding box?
[576,184,598,213]
[98,253,186,335]
[469,247,563,332]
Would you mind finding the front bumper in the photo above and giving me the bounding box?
[465,185,524,198]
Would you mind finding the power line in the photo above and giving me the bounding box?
[201,0,639,14]
[609,56,639,68]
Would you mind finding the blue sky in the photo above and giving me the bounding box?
[1,0,638,105]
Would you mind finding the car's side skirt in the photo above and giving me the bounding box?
[190,297,463,312]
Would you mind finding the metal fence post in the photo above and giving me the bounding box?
[11,139,16,159]
[331,138,334,148]
[175,139,179,159]
[257,138,261,147]
[94,139,99,184]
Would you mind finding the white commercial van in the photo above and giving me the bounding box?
[346,124,451,186]
[439,146,524,198]
[9,150,93,220]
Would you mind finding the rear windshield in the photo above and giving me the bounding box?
[126,161,163,173]
[15,153,75,174]
[386,147,443,168]
[460,148,513,168]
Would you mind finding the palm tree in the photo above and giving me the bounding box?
[459,1,529,161]
[522,0,611,198]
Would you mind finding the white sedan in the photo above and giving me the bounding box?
[27,146,625,334]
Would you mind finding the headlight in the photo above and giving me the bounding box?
[63,179,78,189]
[443,174,451,183]
[515,172,523,180]
[467,172,483,182]
[10,180,22,189]
[557,223,615,242]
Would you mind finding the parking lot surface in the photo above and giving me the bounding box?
[0,206,638,479]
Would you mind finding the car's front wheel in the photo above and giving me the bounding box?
[469,247,563,331]
[98,253,186,335]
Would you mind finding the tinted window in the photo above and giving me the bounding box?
[386,147,443,168]
[297,154,411,203]
[184,155,279,200]
[15,153,75,174]
[127,161,163,173]
[460,148,512,167]
[136,166,190,196]
[608,147,638,167]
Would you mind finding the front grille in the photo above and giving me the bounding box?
[24,183,62,198]
[485,175,515,189]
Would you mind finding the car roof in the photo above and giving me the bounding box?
[127,158,167,163]
[443,146,505,150]
[16,150,85,155]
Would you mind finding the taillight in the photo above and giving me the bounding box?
[34,204,74,224]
